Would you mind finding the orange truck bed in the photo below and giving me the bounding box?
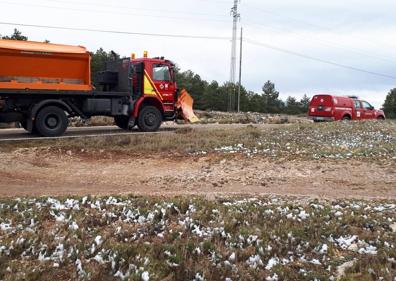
[0,40,92,91]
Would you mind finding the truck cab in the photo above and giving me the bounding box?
[96,55,179,131]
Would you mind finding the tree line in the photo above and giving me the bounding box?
[175,70,310,114]
[1,29,395,117]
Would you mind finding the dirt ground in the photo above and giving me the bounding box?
[0,148,394,199]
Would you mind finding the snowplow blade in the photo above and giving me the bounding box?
[176,89,200,123]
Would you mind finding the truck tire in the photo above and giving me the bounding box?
[114,116,130,130]
[342,115,351,121]
[18,120,28,131]
[35,106,68,137]
[137,106,162,132]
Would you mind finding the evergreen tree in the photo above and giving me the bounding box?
[91,48,120,84]
[383,89,396,119]
[262,81,283,113]
[1,29,28,40]
[285,96,301,115]
[299,94,310,113]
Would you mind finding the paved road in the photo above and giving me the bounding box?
[0,125,176,142]
[0,123,292,142]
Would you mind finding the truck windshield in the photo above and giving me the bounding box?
[153,65,170,81]
[362,101,373,109]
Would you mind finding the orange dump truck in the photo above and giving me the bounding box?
[0,39,198,136]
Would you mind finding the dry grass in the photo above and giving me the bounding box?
[66,111,309,128]
[1,121,395,162]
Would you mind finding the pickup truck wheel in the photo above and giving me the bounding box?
[137,106,162,132]
[342,115,351,121]
[35,106,68,137]
[114,116,130,130]
[377,116,385,120]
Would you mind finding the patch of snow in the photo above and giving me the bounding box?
[310,259,321,265]
[69,221,79,231]
[75,258,86,277]
[266,273,279,281]
[319,244,328,254]
[94,235,103,246]
[298,210,309,220]
[334,211,343,217]
[247,255,264,269]
[336,235,357,249]
[358,245,377,255]
[0,223,12,231]
[193,272,205,281]
[265,257,279,270]
[141,271,149,281]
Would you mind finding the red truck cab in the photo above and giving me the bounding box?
[309,94,385,122]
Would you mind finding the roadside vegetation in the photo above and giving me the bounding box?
[1,121,395,163]
[0,196,395,281]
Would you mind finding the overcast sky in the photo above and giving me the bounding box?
[1,0,396,107]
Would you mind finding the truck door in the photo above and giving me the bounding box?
[152,64,176,115]
[354,100,364,120]
[361,101,375,119]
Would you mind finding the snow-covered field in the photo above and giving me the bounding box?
[1,196,395,280]
[195,121,396,160]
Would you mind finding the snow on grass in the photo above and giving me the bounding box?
[193,121,396,161]
[0,196,395,280]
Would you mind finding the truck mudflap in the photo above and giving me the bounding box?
[176,89,200,123]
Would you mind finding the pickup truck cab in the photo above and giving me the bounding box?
[308,94,386,122]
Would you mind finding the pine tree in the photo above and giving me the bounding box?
[383,89,396,119]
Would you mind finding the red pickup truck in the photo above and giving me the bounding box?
[308,94,386,122]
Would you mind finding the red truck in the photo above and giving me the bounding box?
[308,94,386,122]
[0,39,198,137]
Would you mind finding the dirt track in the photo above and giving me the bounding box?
[0,149,395,199]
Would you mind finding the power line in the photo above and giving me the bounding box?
[243,21,396,65]
[1,21,394,81]
[9,0,228,18]
[0,22,230,40]
[244,38,396,81]
[241,3,396,55]
[241,3,331,31]
[0,1,230,24]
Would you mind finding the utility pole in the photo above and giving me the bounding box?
[228,0,240,112]
[237,27,243,113]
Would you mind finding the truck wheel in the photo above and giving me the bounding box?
[114,116,129,130]
[19,120,28,131]
[377,116,385,120]
[114,116,130,130]
[137,106,162,132]
[18,119,38,134]
[35,106,68,137]
[342,115,351,121]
